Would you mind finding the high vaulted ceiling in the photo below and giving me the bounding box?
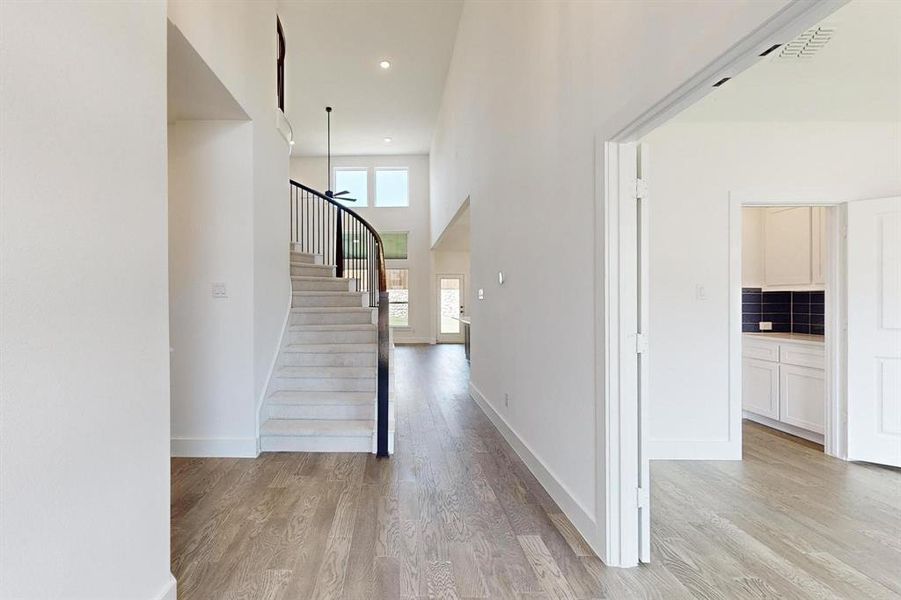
[675,0,901,122]
[279,0,463,157]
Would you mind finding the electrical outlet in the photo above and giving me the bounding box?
[759,321,773,331]
[478,288,484,300]
[504,393,509,407]
[695,284,708,300]
[211,282,228,298]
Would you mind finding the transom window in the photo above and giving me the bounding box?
[333,169,368,207]
[375,168,409,207]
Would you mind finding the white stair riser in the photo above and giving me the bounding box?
[289,252,320,265]
[266,403,373,420]
[292,278,353,292]
[279,366,376,378]
[272,377,375,392]
[280,352,376,367]
[292,294,365,308]
[291,264,336,277]
[260,435,372,453]
[286,329,376,344]
[290,311,373,326]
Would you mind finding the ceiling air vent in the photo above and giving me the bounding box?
[778,26,836,59]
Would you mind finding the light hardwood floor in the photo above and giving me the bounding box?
[172,344,901,599]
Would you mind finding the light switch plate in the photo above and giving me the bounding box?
[478,288,484,300]
[212,282,228,298]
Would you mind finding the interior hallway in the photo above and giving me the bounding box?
[171,345,901,599]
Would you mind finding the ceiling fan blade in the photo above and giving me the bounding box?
[341,197,358,202]
[333,190,351,196]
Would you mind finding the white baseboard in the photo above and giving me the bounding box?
[153,574,177,600]
[742,412,824,445]
[468,382,601,557]
[648,439,741,460]
[171,437,259,458]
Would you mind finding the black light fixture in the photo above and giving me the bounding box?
[324,107,357,202]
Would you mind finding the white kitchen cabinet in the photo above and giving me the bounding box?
[742,335,825,440]
[743,206,826,290]
[764,207,812,286]
[742,358,779,419]
[779,364,825,434]
[811,206,827,286]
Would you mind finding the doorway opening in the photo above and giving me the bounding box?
[602,0,901,568]
[437,274,466,344]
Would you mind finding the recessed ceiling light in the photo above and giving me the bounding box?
[379,60,391,69]
[289,140,295,145]
[384,137,392,143]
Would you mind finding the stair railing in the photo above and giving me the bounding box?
[289,180,390,457]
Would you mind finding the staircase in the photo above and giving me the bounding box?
[260,182,394,454]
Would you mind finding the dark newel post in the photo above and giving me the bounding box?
[377,290,390,457]
[335,209,344,277]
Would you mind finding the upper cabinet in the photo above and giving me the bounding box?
[743,206,826,291]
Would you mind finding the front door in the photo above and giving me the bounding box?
[437,275,465,343]
[846,196,901,467]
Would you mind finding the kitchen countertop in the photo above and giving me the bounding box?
[743,332,825,346]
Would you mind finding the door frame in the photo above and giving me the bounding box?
[730,192,847,459]
[596,0,847,568]
[435,273,466,344]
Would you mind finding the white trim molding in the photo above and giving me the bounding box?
[171,437,258,458]
[468,383,602,558]
[153,574,177,600]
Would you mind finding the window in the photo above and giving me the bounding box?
[375,168,409,207]
[276,18,285,111]
[381,232,408,259]
[333,169,368,207]
[387,269,409,327]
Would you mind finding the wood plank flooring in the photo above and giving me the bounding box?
[172,344,901,599]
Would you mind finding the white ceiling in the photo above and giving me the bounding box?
[675,0,901,123]
[279,0,463,157]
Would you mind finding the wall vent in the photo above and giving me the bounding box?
[778,26,836,59]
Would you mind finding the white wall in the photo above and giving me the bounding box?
[644,121,901,460]
[168,0,290,456]
[168,121,257,456]
[291,155,434,343]
[429,0,794,560]
[0,2,173,599]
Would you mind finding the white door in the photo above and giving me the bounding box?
[437,275,465,343]
[846,196,901,467]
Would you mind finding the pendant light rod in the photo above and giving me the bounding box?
[326,106,332,192]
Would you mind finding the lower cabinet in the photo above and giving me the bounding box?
[779,364,825,434]
[742,358,779,419]
[742,337,825,438]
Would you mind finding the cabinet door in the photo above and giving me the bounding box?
[764,207,812,286]
[743,358,779,419]
[811,206,827,285]
[779,364,825,434]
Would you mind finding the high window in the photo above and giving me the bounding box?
[375,168,409,207]
[381,232,408,259]
[333,168,368,207]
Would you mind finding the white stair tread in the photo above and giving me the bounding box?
[292,275,342,281]
[291,307,374,313]
[291,263,334,270]
[288,323,376,332]
[293,291,364,296]
[282,343,377,353]
[266,390,374,405]
[276,366,375,378]
[261,418,373,437]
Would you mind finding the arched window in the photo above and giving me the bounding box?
[276,17,285,112]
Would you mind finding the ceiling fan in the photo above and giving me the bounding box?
[324,106,356,202]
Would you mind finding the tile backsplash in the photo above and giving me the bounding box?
[742,288,824,335]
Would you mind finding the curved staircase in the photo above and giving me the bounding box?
[260,182,394,455]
